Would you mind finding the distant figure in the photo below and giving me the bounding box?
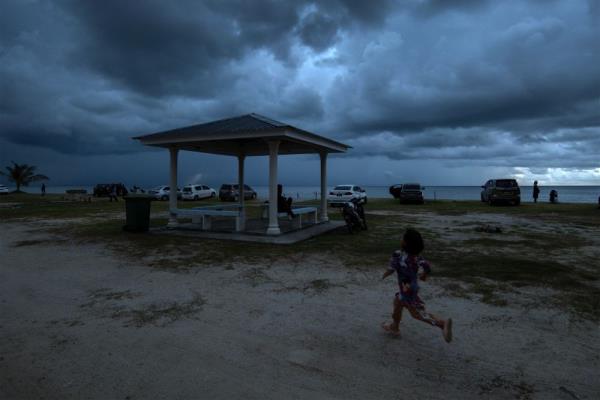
[116,183,128,197]
[41,183,46,196]
[549,189,558,204]
[109,184,118,202]
[277,184,294,217]
[381,228,452,343]
[533,181,540,203]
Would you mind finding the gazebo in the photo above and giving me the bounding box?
[133,114,350,236]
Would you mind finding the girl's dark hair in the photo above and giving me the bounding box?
[403,228,424,255]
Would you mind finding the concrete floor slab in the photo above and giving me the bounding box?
[151,220,345,244]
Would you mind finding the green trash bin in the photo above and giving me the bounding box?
[123,195,152,232]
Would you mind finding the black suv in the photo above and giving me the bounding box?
[219,184,257,201]
[93,183,128,197]
[389,183,424,204]
[481,179,521,205]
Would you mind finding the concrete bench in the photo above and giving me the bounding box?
[174,206,242,231]
[260,204,318,229]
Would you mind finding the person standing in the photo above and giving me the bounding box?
[533,181,540,203]
[549,189,558,204]
[41,183,46,196]
[109,184,118,202]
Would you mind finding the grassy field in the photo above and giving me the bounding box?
[2,192,599,320]
[2,192,599,222]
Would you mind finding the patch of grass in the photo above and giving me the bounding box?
[559,290,600,322]
[303,278,348,293]
[365,198,600,226]
[274,279,346,295]
[13,238,67,247]
[431,252,598,287]
[113,293,206,327]
[307,279,330,292]
[478,375,536,399]
[442,280,510,306]
[471,280,509,307]
[0,193,234,221]
[462,237,529,247]
[80,289,143,308]
[0,193,123,220]
[462,233,589,252]
[242,267,274,287]
[441,282,472,299]
[429,250,599,319]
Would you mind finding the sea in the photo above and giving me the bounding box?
[9,185,600,204]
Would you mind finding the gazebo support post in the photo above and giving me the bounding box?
[267,140,281,235]
[167,147,179,228]
[320,151,329,222]
[237,154,246,231]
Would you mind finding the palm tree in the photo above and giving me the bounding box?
[0,161,49,193]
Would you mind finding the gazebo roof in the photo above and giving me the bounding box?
[133,113,350,156]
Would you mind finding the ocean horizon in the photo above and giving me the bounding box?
[7,184,600,204]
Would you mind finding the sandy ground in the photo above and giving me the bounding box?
[1,219,599,400]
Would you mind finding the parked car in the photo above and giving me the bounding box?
[0,184,9,195]
[389,183,424,204]
[389,184,402,198]
[327,185,367,207]
[219,184,257,201]
[481,179,521,205]
[148,185,181,201]
[93,183,128,197]
[182,184,216,200]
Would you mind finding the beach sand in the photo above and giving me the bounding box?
[1,213,599,399]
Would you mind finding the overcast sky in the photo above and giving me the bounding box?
[1,0,599,188]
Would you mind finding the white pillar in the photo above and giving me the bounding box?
[320,151,329,222]
[237,154,246,231]
[267,140,281,235]
[167,147,179,228]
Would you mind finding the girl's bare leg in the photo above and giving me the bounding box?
[382,297,403,335]
[407,306,445,328]
[391,297,403,330]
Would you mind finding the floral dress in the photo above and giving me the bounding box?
[388,250,431,308]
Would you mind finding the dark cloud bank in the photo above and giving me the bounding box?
[0,0,598,185]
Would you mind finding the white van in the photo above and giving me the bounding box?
[182,184,216,200]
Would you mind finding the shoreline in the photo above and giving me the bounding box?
[2,186,599,204]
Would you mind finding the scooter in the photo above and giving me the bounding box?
[342,199,367,233]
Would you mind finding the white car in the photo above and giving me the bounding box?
[0,184,9,195]
[327,185,367,207]
[182,184,216,200]
[148,185,181,201]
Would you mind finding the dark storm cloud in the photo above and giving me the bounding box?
[345,127,600,170]
[331,9,600,136]
[297,12,339,52]
[410,0,491,17]
[64,0,395,97]
[1,0,361,156]
[0,0,598,183]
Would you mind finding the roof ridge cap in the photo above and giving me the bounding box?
[248,113,288,127]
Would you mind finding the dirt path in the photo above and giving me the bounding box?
[1,220,598,399]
